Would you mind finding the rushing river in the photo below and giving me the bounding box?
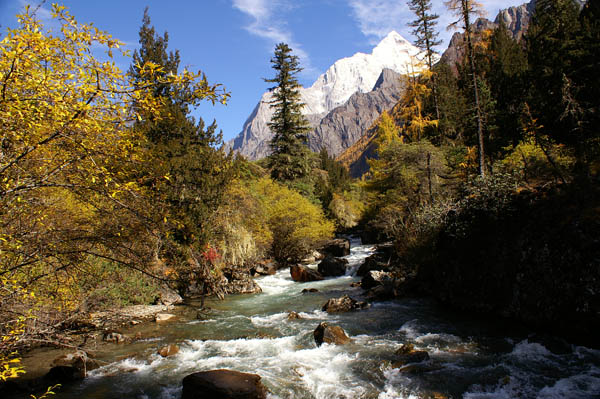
[26,237,600,398]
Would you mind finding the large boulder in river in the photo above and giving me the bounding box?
[392,343,430,367]
[317,256,349,277]
[322,295,370,313]
[290,265,324,282]
[182,369,267,399]
[356,253,390,276]
[223,270,263,295]
[320,238,350,257]
[51,350,99,378]
[313,322,351,346]
[252,260,277,276]
[361,270,394,290]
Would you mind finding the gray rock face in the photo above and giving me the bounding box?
[308,69,405,156]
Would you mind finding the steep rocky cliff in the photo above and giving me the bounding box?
[308,69,405,156]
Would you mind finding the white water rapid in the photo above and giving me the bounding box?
[43,237,600,399]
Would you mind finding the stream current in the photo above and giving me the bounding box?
[42,237,600,398]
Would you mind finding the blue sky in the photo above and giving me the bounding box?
[0,0,527,142]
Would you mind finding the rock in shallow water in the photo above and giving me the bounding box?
[182,369,267,399]
[322,295,370,313]
[290,265,324,282]
[317,256,349,277]
[313,322,351,346]
[158,344,179,357]
[320,238,351,257]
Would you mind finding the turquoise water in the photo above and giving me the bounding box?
[37,238,600,398]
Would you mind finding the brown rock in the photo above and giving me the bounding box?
[313,322,351,346]
[52,350,99,377]
[253,260,277,276]
[290,265,324,282]
[392,344,430,367]
[158,344,180,357]
[287,311,302,320]
[301,288,319,293]
[102,331,130,344]
[320,238,351,257]
[322,295,370,313]
[182,369,267,399]
[317,256,349,277]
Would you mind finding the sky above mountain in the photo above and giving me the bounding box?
[0,0,527,141]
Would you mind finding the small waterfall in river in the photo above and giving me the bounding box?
[29,237,600,398]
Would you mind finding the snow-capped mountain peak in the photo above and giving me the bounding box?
[230,31,424,160]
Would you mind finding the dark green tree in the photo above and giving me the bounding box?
[265,43,312,182]
[129,8,234,248]
[526,0,590,173]
[408,0,442,119]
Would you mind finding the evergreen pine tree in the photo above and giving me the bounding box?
[407,0,442,119]
[445,0,488,177]
[265,43,311,182]
[129,8,234,247]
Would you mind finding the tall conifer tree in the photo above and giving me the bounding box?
[129,8,233,247]
[445,0,487,177]
[265,43,311,182]
[408,0,442,119]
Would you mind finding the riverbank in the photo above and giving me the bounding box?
[3,238,599,399]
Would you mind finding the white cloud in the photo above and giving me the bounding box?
[232,0,317,78]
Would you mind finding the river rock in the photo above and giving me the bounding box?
[182,369,267,399]
[290,265,324,282]
[392,344,430,367]
[287,311,302,320]
[103,331,130,343]
[317,256,349,277]
[155,313,177,323]
[51,350,99,377]
[252,260,277,276]
[301,288,319,293]
[158,344,180,357]
[322,295,370,313]
[223,270,263,295]
[302,250,324,264]
[361,270,394,290]
[314,322,351,346]
[357,253,389,276]
[320,238,350,257]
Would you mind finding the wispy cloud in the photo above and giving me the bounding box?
[232,0,317,79]
[348,0,413,45]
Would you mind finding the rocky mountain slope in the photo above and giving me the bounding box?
[229,31,422,160]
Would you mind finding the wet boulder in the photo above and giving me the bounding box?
[392,344,430,367]
[361,270,394,290]
[317,256,349,277]
[182,369,267,399]
[301,288,319,293]
[287,311,302,320]
[252,260,277,276]
[322,295,370,313]
[314,322,351,346]
[158,344,180,357]
[51,350,99,377]
[44,366,85,383]
[290,265,324,282]
[320,238,350,257]
[356,253,390,277]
